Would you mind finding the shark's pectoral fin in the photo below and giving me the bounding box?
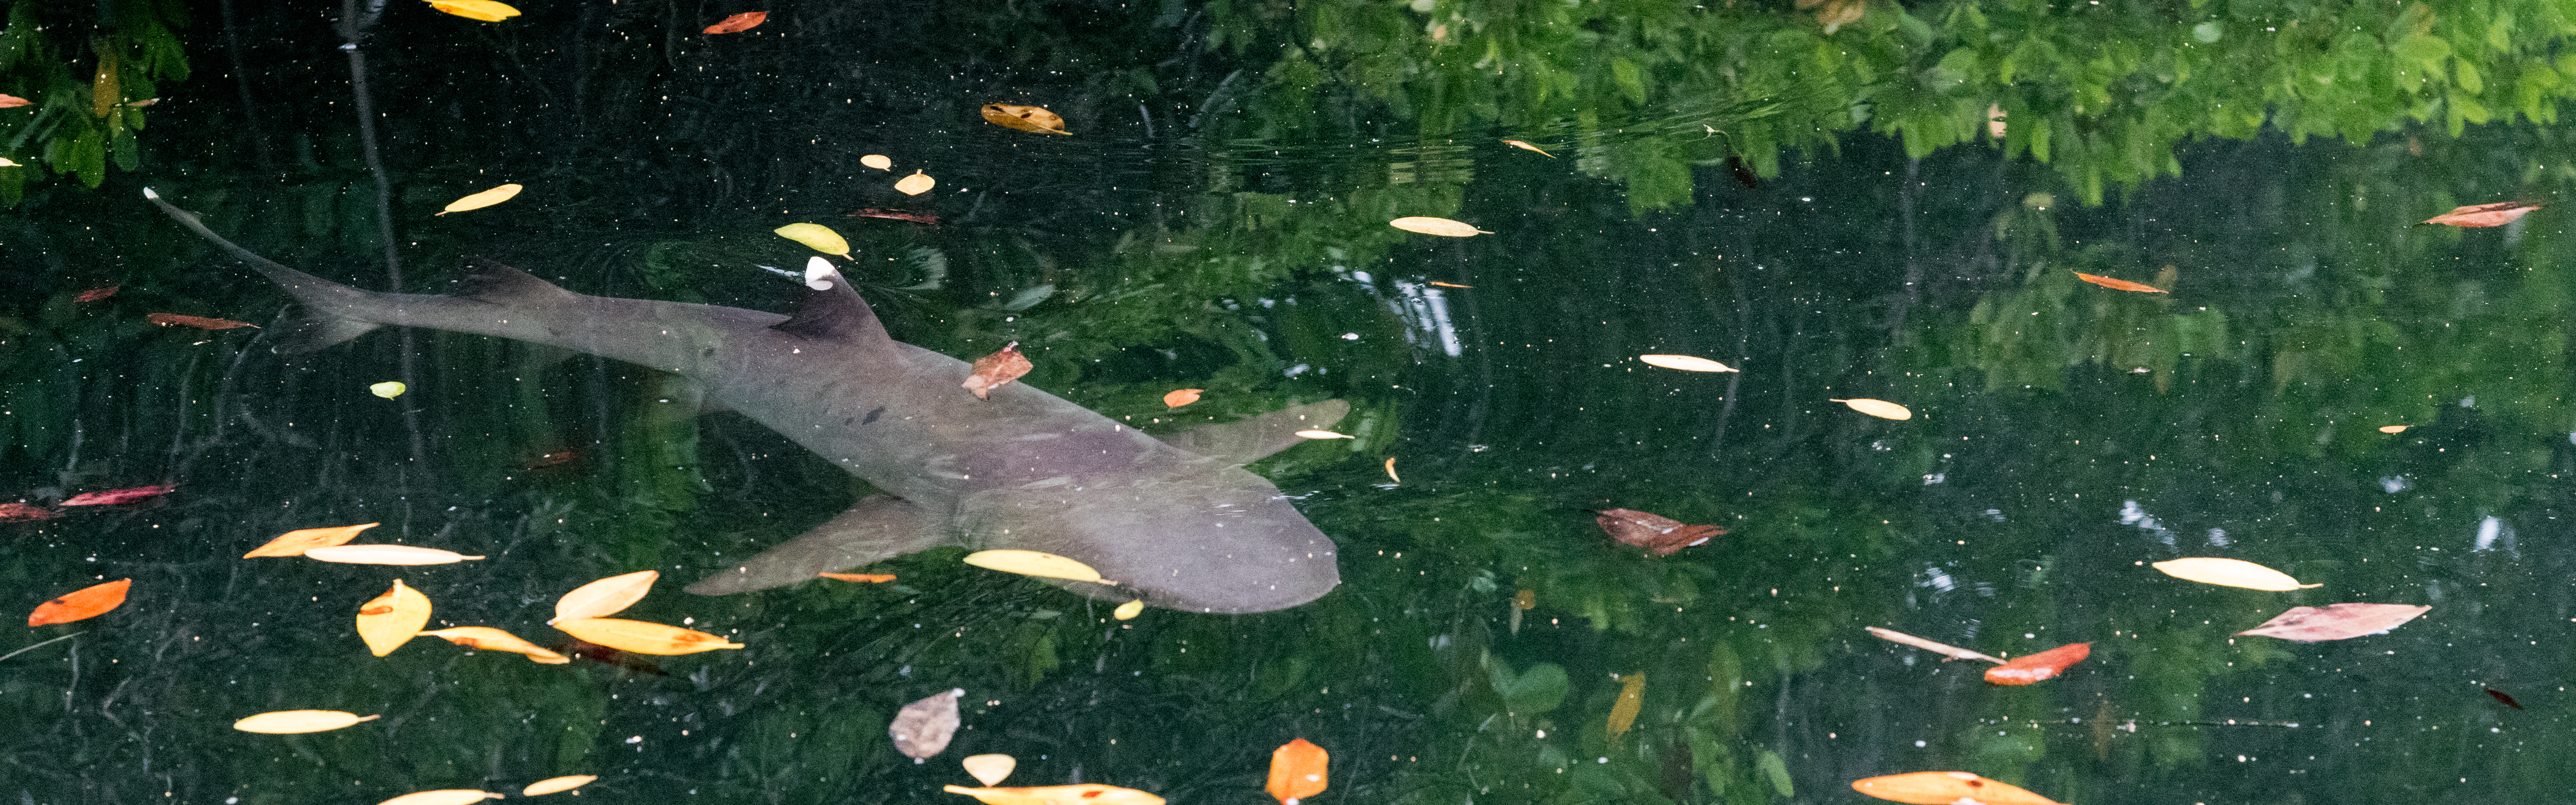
[683,494,949,595]
[1158,399,1352,465]
[264,306,382,354]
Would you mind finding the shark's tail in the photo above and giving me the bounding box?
[144,188,385,352]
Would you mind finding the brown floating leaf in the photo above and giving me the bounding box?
[2424,201,2541,228]
[849,208,938,224]
[551,570,659,624]
[891,688,966,762]
[244,522,379,558]
[2235,602,2431,642]
[28,578,130,626]
[1862,626,2004,664]
[1502,140,1555,158]
[355,580,432,656]
[962,341,1032,400]
[980,104,1069,135]
[704,11,766,33]
[819,572,897,583]
[1983,642,2090,685]
[1594,508,1723,556]
[1850,772,2063,805]
[420,626,572,663]
[1163,388,1203,409]
[61,483,178,506]
[2487,688,2523,709]
[147,313,259,330]
[233,710,382,733]
[0,503,64,522]
[2072,271,2169,293]
[75,286,119,302]
[1814,0,1866,33]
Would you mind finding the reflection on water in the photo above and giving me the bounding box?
[10,2,2576,805]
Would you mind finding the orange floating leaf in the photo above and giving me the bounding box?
[2236,603,2431,642]
[1265,738,1329,805]
[552,617,744,655]
[147,313,259,330]
[550,570,659,624]
[1851,772,2064,805]
[0,503,64,522]
[944,784,1165,805]
[423,0,520,21]
[1502,140,1555,158]
[818,572,897,583]
[244,522,379,558]
[1427,281,1473,288]
[75,286,119,302]
[233,710,382,733]
[523,776,598,796]
[2071,271,2168,293]
[962,341,1032,400]
[28,578,129,626]
[1163,388,1203,409]
[356,579,432,656]
[60,483,178,506]
[980,103,1069,135]
[421,626,572,663]
[1595,508,1723,556]
[0,94,30,108]
[2424,201,2541,228]
[703,11,766,33]
[1383,457,1399,483]
[1983,642,2090,685]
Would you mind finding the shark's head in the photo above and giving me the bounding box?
[955,465,1340,614]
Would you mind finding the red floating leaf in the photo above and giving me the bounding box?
[1983,642,2090,685]
[75,286,119,302]
[2072,271,2167,293]
[703,11,766,34]
[2423,201,2540,228]
[1594,508,1724,556]
[847,208,939,224]
[147,313,259,330]
[61,483,179,507]
[29,578,130,626]
[0,503,63,522]
[2486,688,2523,710]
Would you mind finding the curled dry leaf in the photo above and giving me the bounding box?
[1594,508,1723,556]
[1850,772,2063,805]
[61,483,178,506]
[962,342,1032,399]
[75,286,118,302]
[1862,626,2004,664]
[703,11,766,33]
[1384,457,1400,483]
[895,170,936,195]
[0,503,64,522]
[2072,271,2168,293]
[1266,738,1330,805]
[370,381,406,399]
[552,617,744,654]
[28,578,131,626]
[980,104,1070,135]
[2424,201,2541,228]
[552,569,659,624]
[421,626,572,664]
[891,688,966,761]
[1639,354,1737,373]
[1388,217,1493,237]
[357,579,432,657]
[818,572,897,583]
[2236,603,2431,642]
[232,710,381,734]
[244,522,379,558]
[305,545,486,565]
[861,154,893,170]
[2151,557,2320,590]
[944,785,1166,805]
[1983,642,2090,685]
[963,549,1106,583]
[523,776,598,796]
[2379,425,2410,434]
[424,0,521,21]
[775,222,850,256]
[1605,673,1646,738]
[963,754,1018,787]
[1163,388,1203,408]
[377,791,504,805]
[148,313,258,330]
[438,183,522,215]
[1112,598,1145,620]
[1831,398,1913,420]
[1294,429,1354,439]
[1502,140,1555,158]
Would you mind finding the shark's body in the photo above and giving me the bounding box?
[149,190,1342,613]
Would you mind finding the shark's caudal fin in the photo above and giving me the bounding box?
[146,188,385,352]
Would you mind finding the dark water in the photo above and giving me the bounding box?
[8,2,2576,805]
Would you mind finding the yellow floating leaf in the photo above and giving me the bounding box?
[963,754,1018,786]
[552,617,745,655]
[775,223,850,256]
[896,170,936,196]
[1502,140,1555,158]
[1294,429,1354,440]
[2379,425,2410,434]
[1388,217,1493,237]
[305,545,486,565]
[551,570,659,624]
[1112,599,1144,620]
[232,710,382,734]
[2151,558,2322,591]
[1606,673,1646,738]
[423,0,520,22]
[357,579,432,657]
[370,381,406,398]
[378,790,504,805]
[0,157,19,166]
[1829,398,1912,420]
[963,549,1107,583]
[522,776,598,796]
[244,522,379,558]
[438,183,522,215]
[944,784,1165,805]
[980,103,1070,135]
[1851,772,2062,805]
[1163,388,1203,408]
[1384,457,1400,483]
[861,154,894,170]
[421,626,572,664]
[1639,354,1737,373]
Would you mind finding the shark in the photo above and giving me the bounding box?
[146,189,1345,614]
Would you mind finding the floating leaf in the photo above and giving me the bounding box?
[232,710,382,734]
[775,223,850,256]
[703,11,766,33]
[892,688,966,761]
[2072,271,2168,293]
[1813,0,1865,32]
[75,286,118,302]
[377,790,504,805]
[980,104,1070,135]
[2379,425,2410,434]
[423,0,520,21]
[962,341,1031,399]
[438,183,522,215]
[1983,642,2090,685]
[1266,738,1330,805]
[0,94,28,108]
[861,154,893,170]
[551,570,659,624]
[944,784,1166,805]
[28,578,129,626]
[2236,603,2431,641]
[1112,599,1144,620]
[850,207,937,224]
[61,483,178,506]
[963,754,1018,786]
[1388,217,1493,237]
[2487,688,2523,709]
[2151,557,2320,590]
[552,617,745,654]
[1850,772,2063,805]
[963,549,1106,583]
[148,313,258,330]
[421,626,572,664]
[245,522,379,558]
[0,503,63,522]
[2424,201,2541,228]
[1162,388,1203,408]
[523,776,596,796]
[819,572,898,583]
[1427,281,1473,288]
[1830,398,1912,420]
[1639,354,1737,373]
[1294,429,1354,440]
[1863,626,2004,664]
[1595,508,1723,556]
[1384,457,1400,483]
[1605,673,1646,738]
[305,545,486,565]
[895,170,936,195]
[521,450,579,469]
[1502,140,1555,158]
[370,381,406,399]
[357,579,432,657]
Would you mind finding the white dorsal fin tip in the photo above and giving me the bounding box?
[804,256,838,289]
[143,187,160,199]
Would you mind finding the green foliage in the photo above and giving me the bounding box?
[0,0,188,204]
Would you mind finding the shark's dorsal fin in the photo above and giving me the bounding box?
[457,258,580,304]
[773,269,895,345]
[1160,399,1353,465]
